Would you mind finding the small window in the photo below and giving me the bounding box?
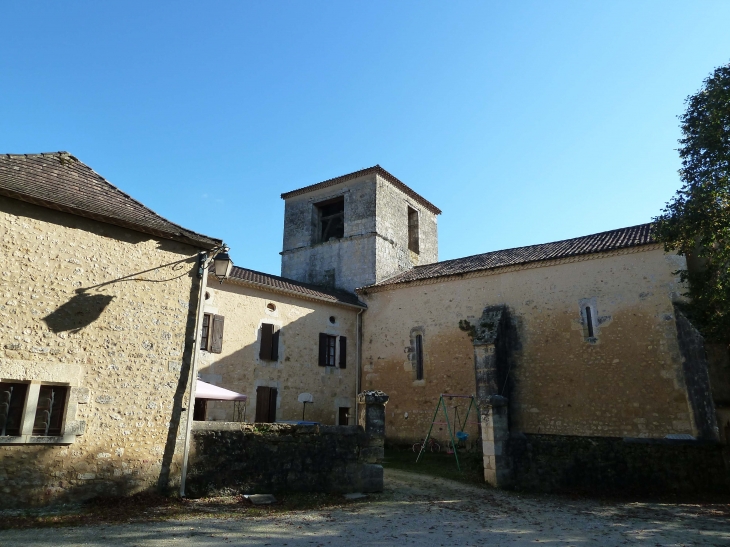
[0,382,28,437]
[201,313,212,351]
[329,316,336,324]
[32,385,69,436]
[318,333,337,367]
[338,407,350,425]
[259,323,280,361]
[415,334,424,380]
[316,197,344,242]
[585,307,595,338]
[408,206,419,254]
[267,303,276,312]
[201,313,225,353]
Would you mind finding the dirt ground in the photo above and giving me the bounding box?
[2,468,729,546]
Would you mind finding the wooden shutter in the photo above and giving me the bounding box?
[260,324,273,360]
[271,329,280,361]
[268,388,278,423]
[318,333,328,366]
[339,336,347,369]
[210,315,224,354]
[255,386,270,423]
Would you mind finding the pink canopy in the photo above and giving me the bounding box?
[195,380,247,401]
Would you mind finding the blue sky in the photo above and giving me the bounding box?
[2,2,729,274]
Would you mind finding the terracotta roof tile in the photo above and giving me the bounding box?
[363,223,656,290]
[281,165,442,215]
[0,152,221,248]
[227,266,366,308]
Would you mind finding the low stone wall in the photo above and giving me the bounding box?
[510,433,730,495]
[187,422,383,497]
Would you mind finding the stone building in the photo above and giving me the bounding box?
[0,152,221,507]
[198,267,364,425]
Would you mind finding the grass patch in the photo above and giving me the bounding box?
[383,447,486,485]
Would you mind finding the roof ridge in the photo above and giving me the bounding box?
[230,265,358,297]
[364,223,656,291]
[280,165,442,215]
[412,222,655,271]
[0,152,221,248]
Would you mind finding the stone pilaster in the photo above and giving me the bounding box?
[357,390,389,463]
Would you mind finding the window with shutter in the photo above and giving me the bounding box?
[210,315,224,354]
[271,329,280,361]
[200,313,212,351]
[318,333,337,366]
[339,336,347,369]
[260,324,273,360]
[255,386,277,423]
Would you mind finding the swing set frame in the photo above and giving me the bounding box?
[415,393,479,471]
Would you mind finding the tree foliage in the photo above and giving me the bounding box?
[654,62,730,343]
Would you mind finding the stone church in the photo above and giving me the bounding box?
[204,164,729,489]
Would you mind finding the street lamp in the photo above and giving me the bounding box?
[212,248,233,283]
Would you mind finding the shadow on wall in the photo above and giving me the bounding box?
[43,291,115,333]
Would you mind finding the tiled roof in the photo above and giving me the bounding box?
[227,266,366,308]
[362,223,656,291]
[281,165,442,215]
[0,152,221,248]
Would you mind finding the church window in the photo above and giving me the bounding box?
[415,334,424,380]
[585,307,595,338]
[315,197,344,242]
[0,382,28,437]
[408,206,419,254]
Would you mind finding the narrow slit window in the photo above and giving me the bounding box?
[585,307,595,338]
[408,206,419,254]
[0,382,28,437]
[415,334,424,380]
[32,385,68,437]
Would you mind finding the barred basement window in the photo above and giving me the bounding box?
[0,382,28,437]
[32,385,69,436]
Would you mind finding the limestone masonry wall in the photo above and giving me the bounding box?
[187,422,383,496]
[201,282,359,425]
[510,434,729,495]
[0,197,202,507]
[361,247,696,444]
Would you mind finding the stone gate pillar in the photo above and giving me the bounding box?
[464,305,512,487]
[357,390,389,463]
[480,394,511,487]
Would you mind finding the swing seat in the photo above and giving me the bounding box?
[456,431,469,442]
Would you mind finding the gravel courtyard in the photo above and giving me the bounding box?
[2,468,729,546]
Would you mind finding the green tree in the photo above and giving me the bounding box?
[654,62,730,343]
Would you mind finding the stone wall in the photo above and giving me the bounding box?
[511,433,729,495]
[0,197,204,507]
[187,422,384,496]
[374,173,438,281]
[201,282,360,425]
[360,246,696,444]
